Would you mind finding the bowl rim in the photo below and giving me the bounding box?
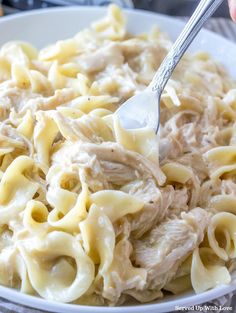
[1,5,236,48]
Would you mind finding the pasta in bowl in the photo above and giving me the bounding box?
[0,4,236,310]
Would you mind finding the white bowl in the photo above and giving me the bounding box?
[0,6,236,313]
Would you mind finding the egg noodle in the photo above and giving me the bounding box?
[0,5,236,306]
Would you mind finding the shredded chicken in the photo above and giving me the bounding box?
[52,141,166,187]
[76,43,124,74]
[132,208,210,290]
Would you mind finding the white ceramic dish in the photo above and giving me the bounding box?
[0,6,236,313]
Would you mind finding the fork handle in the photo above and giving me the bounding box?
[149,0,224,95]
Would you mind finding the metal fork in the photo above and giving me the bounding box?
[116,0,224,132]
